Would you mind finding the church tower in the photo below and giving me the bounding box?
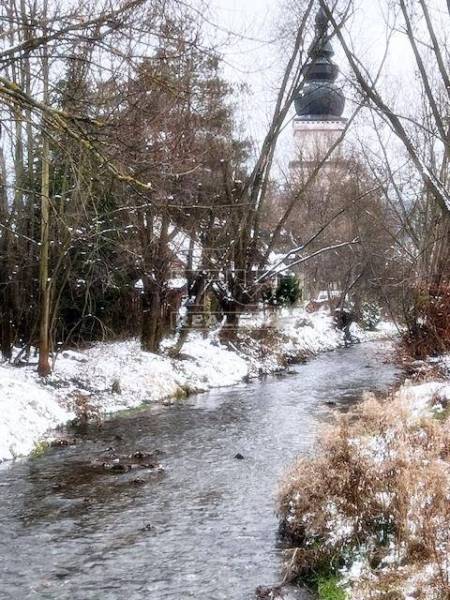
[290,8,346,172]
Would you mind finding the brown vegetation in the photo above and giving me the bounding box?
[278,392,450,598]
[404,283,450,359]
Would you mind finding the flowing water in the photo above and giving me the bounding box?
[0,342,400,600]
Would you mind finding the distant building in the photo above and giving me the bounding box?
[280,9,350,304]
[290,7,347,174]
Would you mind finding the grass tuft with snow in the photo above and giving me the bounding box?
[278,368,450,599]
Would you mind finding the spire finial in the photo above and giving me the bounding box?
[293,4,345,120]
[315,7,329,33]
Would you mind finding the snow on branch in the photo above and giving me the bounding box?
[256,238,360,285]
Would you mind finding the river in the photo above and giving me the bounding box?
[0,341,400,600]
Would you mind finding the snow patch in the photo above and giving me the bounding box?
[0,365,73,461]
[0,309,396,462]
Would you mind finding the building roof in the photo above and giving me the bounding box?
[294,8,346,120]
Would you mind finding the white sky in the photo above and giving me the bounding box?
[197,0,447,172]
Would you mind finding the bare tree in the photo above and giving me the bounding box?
[319,1,449,219]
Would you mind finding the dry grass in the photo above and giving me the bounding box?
[278,393,450,599]
[69,390,102,426]
[236,326,291,366]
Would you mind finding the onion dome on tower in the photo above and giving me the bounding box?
[294,7,345,121]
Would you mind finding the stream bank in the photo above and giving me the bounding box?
[0,310,396,462]
[0,341,400,599]
[278,354,450,599]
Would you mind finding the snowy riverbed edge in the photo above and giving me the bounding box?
[0,310,396,462]
[279,353,450,600]
[342,364,450,599]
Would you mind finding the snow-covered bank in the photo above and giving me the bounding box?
[279,354,450,600]
[0,310,396,462]
[0,368,72,463]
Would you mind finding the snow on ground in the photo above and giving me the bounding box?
[279,310,344,356]
[396,377,450,418]
[336,359,450,599]
[0,309,397,462]
[0,366,73,461]
[277,344,450,600]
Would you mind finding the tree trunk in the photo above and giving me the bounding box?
[38,12,51,377]
[0,128,13,360]
[38,131,51,376]
[0,244,13,361]
[170,274,208,356]
[220,301,240,343]
[141,279,163,353]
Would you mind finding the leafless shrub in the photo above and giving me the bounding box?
[278,393,450,597]
[236,326,290,364]
[403,283,450,360]
[70,390,101,426]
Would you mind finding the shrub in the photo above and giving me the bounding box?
[403,282,450,359]
[360,302,381,331]
[31,440,50,458]
[264,275,302,307]
[278,394,450,599]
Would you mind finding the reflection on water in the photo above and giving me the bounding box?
[0,342,400,600]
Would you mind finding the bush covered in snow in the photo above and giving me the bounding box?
[278,275,302,306]
[278,381,450,599]
[360,302,381,331]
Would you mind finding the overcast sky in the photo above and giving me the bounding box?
[194,0,447,172]
[198,0,411,168]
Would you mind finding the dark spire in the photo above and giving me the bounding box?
[294,6,346,120]
[315,6,328,32]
